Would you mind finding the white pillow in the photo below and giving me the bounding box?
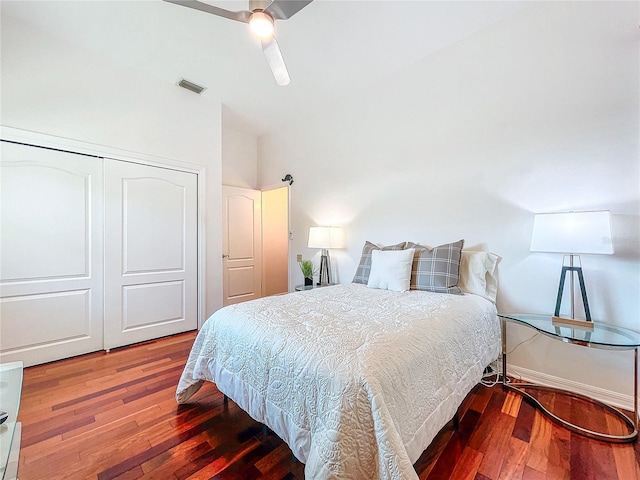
[367,248,415,292]
[458,251,501,302]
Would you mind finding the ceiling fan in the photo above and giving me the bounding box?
[164,0,313,86]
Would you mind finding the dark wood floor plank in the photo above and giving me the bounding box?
[547,393,570,456]
[17,332,640,480]
[476,411,516,478]
[501,390,523,418]
[468,382,494,414]
[175,437,262,480]
[512,398,536,444]
[414,425,455,480]
[467,386,508,450]
[521,465,546,480]
[448,446,483,479]
[497,436,528,480]
[524,399,554,474]
[21,413,96,447]
[51,373,159,410]
[570,433,596,480]
[425,408,482,479]
[607,414,640,479]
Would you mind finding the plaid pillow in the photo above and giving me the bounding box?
[406,240,464,294]
[352,241,406,284]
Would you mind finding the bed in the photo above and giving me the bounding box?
[176,276,501,479]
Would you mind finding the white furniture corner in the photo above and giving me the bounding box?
[0,361,23,480]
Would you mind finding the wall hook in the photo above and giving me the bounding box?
[282,174,294,185]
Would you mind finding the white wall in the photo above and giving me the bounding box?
[222,125,258,189]
[1,15,225,317]
[258,2,640,399]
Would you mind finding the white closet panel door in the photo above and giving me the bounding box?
[0,141,104,366]
[104,160,197,349]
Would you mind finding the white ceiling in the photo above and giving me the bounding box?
[2,0,527,136]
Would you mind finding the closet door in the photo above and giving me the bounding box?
[104,160,197,349]
[0,141,104,366]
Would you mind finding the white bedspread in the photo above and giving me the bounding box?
[176,283,501,480]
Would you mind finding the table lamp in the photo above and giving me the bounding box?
[530,210,613,327]
[308,226,344,286]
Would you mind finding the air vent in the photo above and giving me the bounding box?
[177,78,206,95]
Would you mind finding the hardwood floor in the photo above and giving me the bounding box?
[17,331,640,479]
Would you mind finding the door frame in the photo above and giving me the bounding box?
[0,126,207,331]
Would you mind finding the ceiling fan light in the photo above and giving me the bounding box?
[249,11,274,38]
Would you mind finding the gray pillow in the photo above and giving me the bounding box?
[406,240,464,294]
[352,241,406,284]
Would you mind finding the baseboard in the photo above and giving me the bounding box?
[507,364,635,412]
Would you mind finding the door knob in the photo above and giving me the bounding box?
[222,254,229,258]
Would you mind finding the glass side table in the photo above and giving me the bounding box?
[499,313,640,443]
[1,361,23,480]
[294,283,336,291]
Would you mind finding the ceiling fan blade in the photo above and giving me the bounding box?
[163,0,251,23]
[264,0,313,21]
[261,37,290,86]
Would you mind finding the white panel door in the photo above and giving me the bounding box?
[222,186,262,306]
[0,141,104,366]
[104,160,197,349]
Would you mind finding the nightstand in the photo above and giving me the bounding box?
[500,313,640,443]
[294,283,336,291]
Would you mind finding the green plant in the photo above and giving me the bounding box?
[299,259,314,279]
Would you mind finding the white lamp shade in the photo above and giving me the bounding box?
[308,226,344,249]
[530,211,614,255]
